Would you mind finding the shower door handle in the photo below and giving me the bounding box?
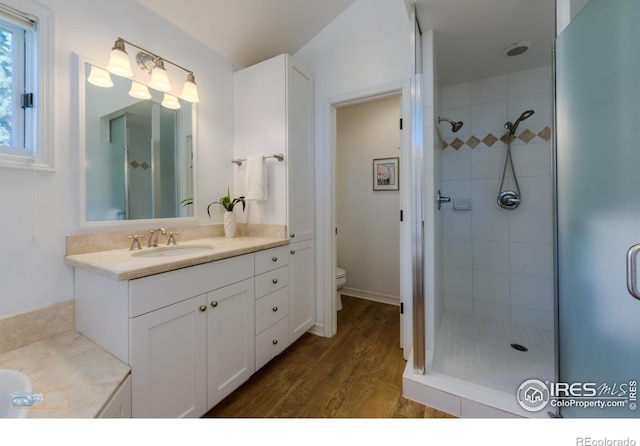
[625,244,640,301]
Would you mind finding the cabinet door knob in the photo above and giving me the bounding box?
[272,339,278,345]
[272,278,278,284]
[272,256,278,262]
[290,233,295,238]
[290,250,296,255]
[211,301,218,308]
[199,305,207,312]
[272,306,278,312]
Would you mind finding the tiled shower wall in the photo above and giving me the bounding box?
[439,66,553,330]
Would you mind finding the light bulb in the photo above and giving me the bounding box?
[106,38,133,77]
[161,93,181,110]
[149,59,172,92]
[181,73,199,103]
[128,81,151,99]
[87,65,113,88]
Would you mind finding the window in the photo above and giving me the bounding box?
[0,1,53,170]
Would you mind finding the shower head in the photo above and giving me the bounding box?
[505,109,535,135]
[437,117,464,133]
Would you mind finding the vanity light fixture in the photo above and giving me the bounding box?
[87,65,113,88]
[147,58,172,92]
[103,37,199,102]
[128,81,152,99]
[106,38,133,77]
[181,73,200,103]
[161,93,181,110]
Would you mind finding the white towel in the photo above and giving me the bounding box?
[245,155,268,201]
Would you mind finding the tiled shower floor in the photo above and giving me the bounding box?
[432,312,555,395]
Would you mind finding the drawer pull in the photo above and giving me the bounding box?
[272,339,278,345]
[272,256,278,262]
[290,233,295,238]
[272,279,278,284]
[211,301,218,308]
[272,306,278,312]
[199,305,207,312]
[290,250,296,255]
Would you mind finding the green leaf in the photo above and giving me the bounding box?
[206,188,246,216]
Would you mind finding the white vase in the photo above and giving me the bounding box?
[223,211,237,238]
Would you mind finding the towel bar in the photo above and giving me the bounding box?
[231,153,284,166]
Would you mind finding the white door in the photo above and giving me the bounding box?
[289,240,315,342]
[207,278,255,409]
[130,295,207,418]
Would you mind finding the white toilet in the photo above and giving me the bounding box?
[336,267,347,311]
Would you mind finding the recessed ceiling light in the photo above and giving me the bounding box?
[502,41,533,57]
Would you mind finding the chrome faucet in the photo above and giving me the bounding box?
[148,228,167,247]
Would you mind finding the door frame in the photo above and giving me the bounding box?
[322,80,412,357]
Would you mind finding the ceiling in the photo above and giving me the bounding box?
[412,0,556,85]
[135,0,356,68]
[137,0,555,85]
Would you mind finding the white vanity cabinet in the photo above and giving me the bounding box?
[254,246,290,370]
[288,239,315,343]
[206,278,255,408]
[285,57,314,242]
[130,293,208,417]
[73,241,312,417]
[233,54,314,242]
[75,253,255,418]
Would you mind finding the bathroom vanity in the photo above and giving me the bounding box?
[67,51,316,418]
[68,236,314,417]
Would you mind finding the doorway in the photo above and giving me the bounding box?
[327,83,411,356]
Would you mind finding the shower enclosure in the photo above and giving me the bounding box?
[405,0,640,418]
[404,7,556,417]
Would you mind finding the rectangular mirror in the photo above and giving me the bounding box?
[75,54,196,228]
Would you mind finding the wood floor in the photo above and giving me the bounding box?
[204,296,454,418]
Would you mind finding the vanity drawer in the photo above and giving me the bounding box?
[255,246,290,275]
[255,287,289,334]
[255,266,289,298]
[129,254,254,317]
[255,316,289,371]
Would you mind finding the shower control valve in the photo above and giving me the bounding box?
[497,190,521,210]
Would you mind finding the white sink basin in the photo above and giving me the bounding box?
[131,245,215,258]
[0,369,33,418]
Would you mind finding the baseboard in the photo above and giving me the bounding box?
[308,323,324,337]
[340,287,400,306]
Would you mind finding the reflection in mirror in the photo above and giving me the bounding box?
[84,62,194,222]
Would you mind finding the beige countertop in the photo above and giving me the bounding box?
[0,330,130,418]
[64,236,289,281]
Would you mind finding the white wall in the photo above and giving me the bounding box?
[294,0,411,334]
[0,0,236,317]
[336,96,401,302]
[439,66,553,330]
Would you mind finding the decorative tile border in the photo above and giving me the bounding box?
[129,160,150,170]
[442,126,552,151]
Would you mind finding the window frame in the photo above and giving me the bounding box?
[0,0,54,171]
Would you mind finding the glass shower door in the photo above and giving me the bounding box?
[556,0,640,418]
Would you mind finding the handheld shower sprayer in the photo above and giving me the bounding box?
[504,109,535,135]
[437,117,464,133]
[497,109,535,210]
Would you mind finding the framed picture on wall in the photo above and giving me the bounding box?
[373,157,399,191]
